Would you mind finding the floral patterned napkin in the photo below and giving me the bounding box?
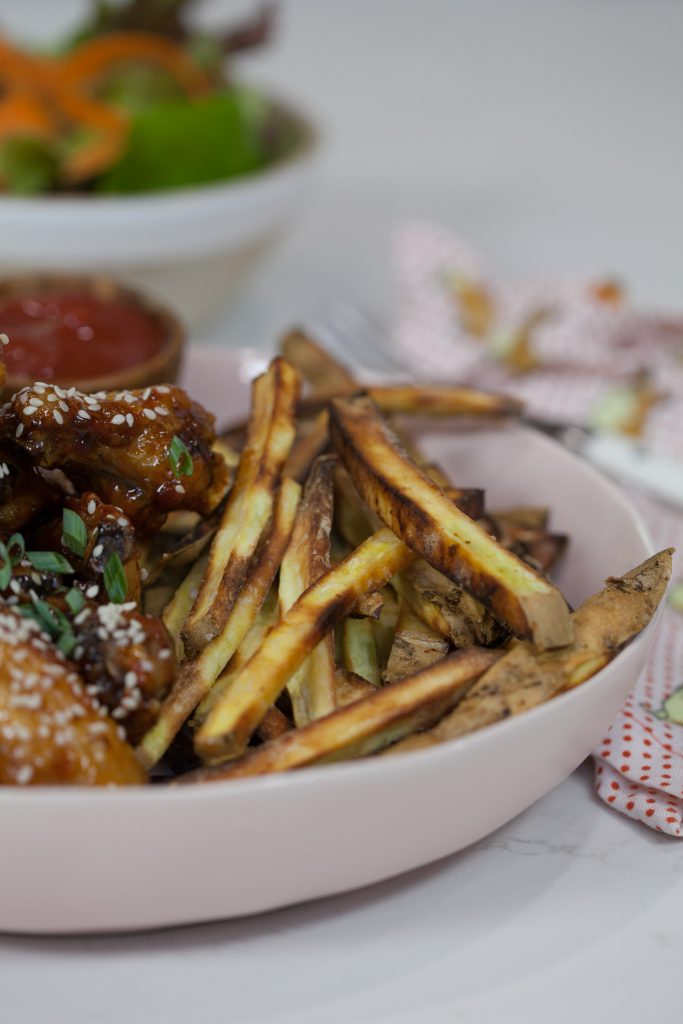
[392,221,683,835]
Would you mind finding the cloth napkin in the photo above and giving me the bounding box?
[392,221,683,836]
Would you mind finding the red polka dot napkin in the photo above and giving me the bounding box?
[392,222,683,835]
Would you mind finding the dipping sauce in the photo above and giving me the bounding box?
[0,292,165,383]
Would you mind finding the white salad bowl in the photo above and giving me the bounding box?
[0,346,659,935]
[0,98,319,330]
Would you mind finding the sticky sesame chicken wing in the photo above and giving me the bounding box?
[0,382,228,533]
[0,606,145,786]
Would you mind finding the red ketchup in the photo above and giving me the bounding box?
[0,292,164,382]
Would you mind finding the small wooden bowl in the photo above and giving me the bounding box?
[0,273,185,398]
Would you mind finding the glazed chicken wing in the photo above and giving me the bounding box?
[0,381,228,533]
[0,605,145,785]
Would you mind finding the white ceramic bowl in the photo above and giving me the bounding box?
[0,346,659,935]
[0,98,318,330]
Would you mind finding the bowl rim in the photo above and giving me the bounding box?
[0,92,320,211]
[0,272,185,394]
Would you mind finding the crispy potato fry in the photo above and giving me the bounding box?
[257,706,293,742]
[340,616,380,686]
[365,384,522,418]
[279,455,337,725]
[492,506,550,532]
[195,528,415,763]
[285,409,330,482]
[334,668,377,706]
[136,478,301,770]
[183,647,501,781]
[183,358,300,655]
[356,590,385,619]
[330,394,573,649]
[373,587,400,668]
[387,549,673,755]
[281,328,357,396]
[162,552,209,660]
[393,560,503,648]
[383,600,449,683]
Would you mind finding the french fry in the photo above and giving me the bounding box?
[136,478,301,770]
[334,668,377,706]
[492,506,550,532]
[183,647,501,781]
[284,409,330,482]
[393,560,503,648]
[162,552,209,660]
[279,455,337,725]
[330,394,573,649]
[281,328,357,396]
[387,549,673,755]
[373,587,400,668]
[195,528,415,763]
[365,384,522,418]
[340,616,380,686]
[383,600,449,683]
[182,357,300,655]
[356,590,385,619]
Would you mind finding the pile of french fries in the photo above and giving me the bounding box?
[137,331,672,783]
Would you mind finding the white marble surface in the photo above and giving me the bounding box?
[1,1,683,1020]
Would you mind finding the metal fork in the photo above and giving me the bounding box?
[304,304,408,377]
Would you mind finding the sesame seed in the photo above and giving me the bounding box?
[0,333,9,346]
[91,545,103,559]
[15,424,23,438]
[59,401,69,413]
[87,499,96,515]
[28,397,44,408]
[47,393,58,402]
[53,410,64,425]
[86,584,99,598]
[142,408,157,420]
[157,385,170,394]
[126,413,134,427]
[142,388,151,400]
[15,765,33,785]
[124,671,137,688]
[175,484,185,494]
[155,406,169,416]
[111,414,126,426]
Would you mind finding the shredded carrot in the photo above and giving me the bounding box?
[59,32,213,98]
[0,92,55,143]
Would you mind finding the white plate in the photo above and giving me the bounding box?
[0,346,658,935]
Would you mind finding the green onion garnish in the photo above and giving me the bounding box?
[7,533,25,566]
[168,435,193,478]
[0,542,11,590]
[26,551,75,575]
[65,587,85,614]
[62,508,88,558]
[103,553,127,604]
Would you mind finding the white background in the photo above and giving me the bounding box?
[1,2,683,1021]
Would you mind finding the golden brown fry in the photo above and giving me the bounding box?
[284,410,330,482]
[136,478,301,771]
[330,394,573,649]
[183,648,501,781]
[162,552,209,661]
[366,384,522,418]
[334,668,377,706]
[183,358,300,655]
[393,560,503,648]
[195,528,415,763]
[340,616,380,686]
[388,549,673,755]
[492,506,550,532]
[280,328,357,396]
[383,600,449,683]
[257,706,293,742]
[279,455,337,726]
[356,590,385,619]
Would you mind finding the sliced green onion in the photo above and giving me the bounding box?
[0,542,11,590]
[65,587,85,615]
[26,551,75,575]
[168,435,193,478]
[104,553,127,604]
[7,533,25,566]
[62,508,88,558]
